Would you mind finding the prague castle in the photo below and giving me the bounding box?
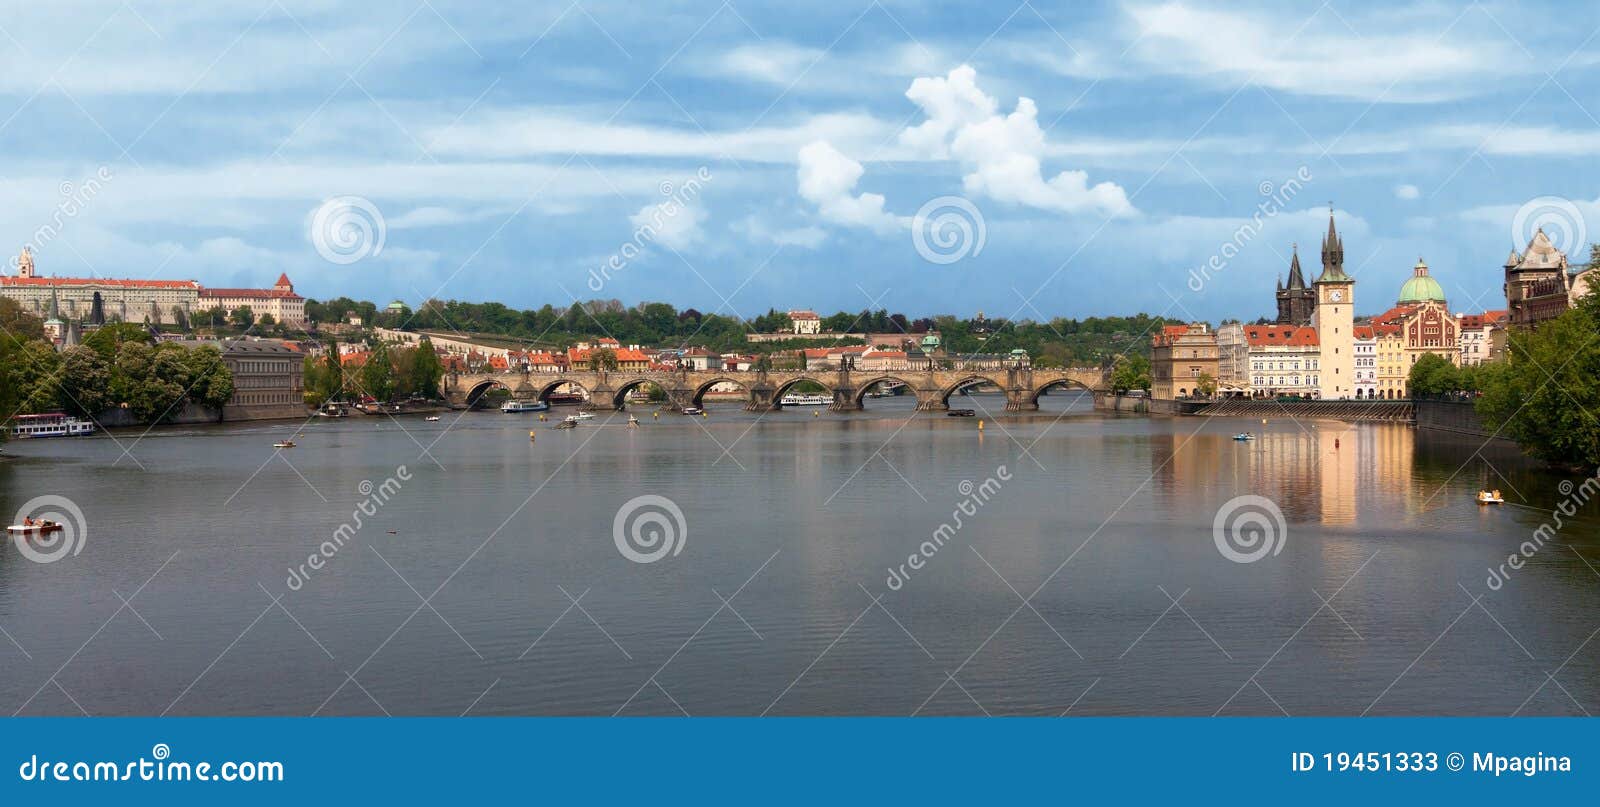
[1,247,306,328]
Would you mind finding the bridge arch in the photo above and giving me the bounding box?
[851,375,920,406]
[534,377,593,404]
[771,375,833,405]
[1030,376,1093,405]
[464,378,511,409]
[609,377,666,409]
[691,376,753,408]
[938,374,1008,407]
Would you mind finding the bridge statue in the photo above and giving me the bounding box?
[443,365,1110,412]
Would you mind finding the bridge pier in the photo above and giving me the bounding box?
[914,389,947,411]
[745,383,780,412]
[829,387,862,412]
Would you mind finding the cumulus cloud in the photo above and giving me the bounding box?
[796,141,903,233]
[629,200,706,251]
[900,65,1136,218]
[1394,184,1420,200]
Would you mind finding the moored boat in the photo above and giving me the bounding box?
[9,413,95,439]
[680,406,703,416]
[947,409,975,417]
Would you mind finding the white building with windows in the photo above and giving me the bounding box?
[1353,325,1378,399]
[1245,324,1320,398]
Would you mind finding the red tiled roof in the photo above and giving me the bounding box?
[1373,304,1420,325]
[1243,325,1318,347]
[275,273,292,287]
[615,349,649,362]
[199,287,303,300]
[787,310,820,319]
[1,276,198,289]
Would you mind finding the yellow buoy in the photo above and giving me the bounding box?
[529,431,536,442]
[653,412,659,419]
[978,420,985,431]
[702,411,708,418]
[813,410,819,417]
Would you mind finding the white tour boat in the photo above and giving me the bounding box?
[501,400,550,413]
[9,413,95,439]
[779,393,830,406]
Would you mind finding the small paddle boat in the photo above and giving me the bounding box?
[1477,489,1504,505]
[1232,433,1255,441]
[425,415,441,422]
[6,520,63,536]
[273,439,297,448]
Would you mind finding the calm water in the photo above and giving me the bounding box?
[2,391,1597,716]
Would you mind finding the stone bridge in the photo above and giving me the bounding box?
[444,366,1109,412]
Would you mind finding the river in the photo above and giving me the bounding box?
[1,391,1597,716]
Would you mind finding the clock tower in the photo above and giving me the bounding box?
[1310,209,1355,399]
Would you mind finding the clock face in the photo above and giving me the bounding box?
[1330,290,1344,302]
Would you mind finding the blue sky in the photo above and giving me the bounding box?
[2,1,1598,323]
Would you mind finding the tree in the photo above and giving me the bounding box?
[0,297,45,341]
[83,322,153,359]
[1110,354,1151,394]
[180,345,235,411]
[258,313,276,326]
[1195,372,1217,398]
[359,341,395,401]
[170,305,190,331]
[56,346,112,418]
[411,338,444,399]
[11,340,64,413]
[1477,301,1600,469]
[1407,353,1459,397]
[229,306,255,329]
[592,347,619,372]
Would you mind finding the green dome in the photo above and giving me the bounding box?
[1397,259,1446,304]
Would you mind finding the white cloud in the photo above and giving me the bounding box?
[796,141,903,233]
[629,201,706,251]
[719,42,825,85]
[1122,2,1527,102]
[1394,184,1420,200]
[734,216,827,249]
[425,110,903,163]
[900,65,1136,218]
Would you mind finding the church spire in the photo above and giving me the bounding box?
[1286,243,1306,289]
[1316,205,1351,283]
